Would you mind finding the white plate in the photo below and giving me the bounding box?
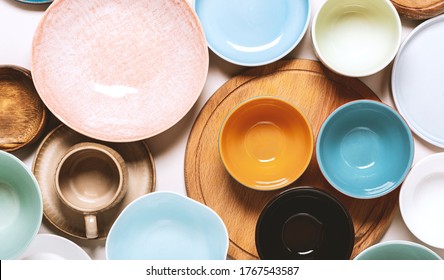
[19,234,91,260]
[392,14,444,147]
[32,0,208,142]
[399,153,444,249]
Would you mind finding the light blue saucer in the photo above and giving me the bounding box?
[317,100,414,199]
[194,0,310,66]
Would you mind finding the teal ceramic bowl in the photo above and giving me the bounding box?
[355,241,442,260]
[0,151,42,260]
[317,100,414,199]
[106,191,228,260]
[194,0,310,66]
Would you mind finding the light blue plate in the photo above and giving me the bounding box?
[13,0,52,4]
[194,0,310,66]
[317,100,414,199]
[106,191,228,260]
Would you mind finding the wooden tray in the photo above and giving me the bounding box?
[185,59,399,259]
[391,0,444,19]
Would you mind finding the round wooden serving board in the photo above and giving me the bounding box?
[185,59,399,260]
[391,0,444,19]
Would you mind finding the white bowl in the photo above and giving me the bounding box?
[312,0,401,77]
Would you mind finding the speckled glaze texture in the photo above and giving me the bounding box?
[32,0,208,142]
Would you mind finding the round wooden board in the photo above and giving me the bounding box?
[391,0,444,19]
[185,59,399,260]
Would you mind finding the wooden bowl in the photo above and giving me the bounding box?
[0,65,47,151]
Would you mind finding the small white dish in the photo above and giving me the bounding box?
[392,14,444,148]
[400,153,444,249]
[19,234,91,260]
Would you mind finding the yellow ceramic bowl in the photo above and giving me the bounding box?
[219,97,313,191]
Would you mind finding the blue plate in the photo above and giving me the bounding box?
[106,192,228,260]
[317,100,414,199]
[13,0,52,4]
[194,0,310,66]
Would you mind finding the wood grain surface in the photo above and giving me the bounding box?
[0,65,47,151]
[184,59,399,260]
[391,0,444,19]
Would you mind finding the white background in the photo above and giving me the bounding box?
[1,0,443,260]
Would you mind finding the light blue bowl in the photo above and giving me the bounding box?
[355,241,442,260]
[194,0,310,66]
[106,191,228,260]
[317,100,414,199]
[0,151,42,260]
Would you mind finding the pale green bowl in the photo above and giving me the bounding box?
[0,151,42,259]
[312,0,401,77]
[355,241,442,260]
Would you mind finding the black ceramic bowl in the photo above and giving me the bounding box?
[255,187,354,260]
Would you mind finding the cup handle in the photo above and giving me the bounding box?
[84,214,98,239]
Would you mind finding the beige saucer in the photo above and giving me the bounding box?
[32,125,155,239]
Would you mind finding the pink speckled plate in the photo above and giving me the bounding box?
[32,0,208,142]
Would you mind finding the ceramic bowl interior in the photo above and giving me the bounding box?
[56,143,126,213]
[354,241,442,260]
[0,151,42,260]
[194,0,310,66]
[106,192,228,260]
[219,97,313,191]
[312,0,401,77]
[399,153,444,249]
[317,100,413,199]
[256,187,354,260]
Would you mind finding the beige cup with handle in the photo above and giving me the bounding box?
[55,142,128,238]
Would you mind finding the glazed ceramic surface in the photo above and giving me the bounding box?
[13,0,52,4]
[0,65,47,151]
[32,125,155,239]
[19,234,90,260]
[32,0,208,142]
[106,192,228,260]
[400,153,444,249]
[255,187,354,260]
[354,240,442,260]
[56,143,127,213]
[194,0,310,66]
[317,100,413,199]
[312,0,401,77]
[392,15,444,148]
[0,151,42,260]
[219,96,313,190]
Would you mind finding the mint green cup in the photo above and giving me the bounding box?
[312,0,401,77]
[355,241,442,260]
[0,151,42,259]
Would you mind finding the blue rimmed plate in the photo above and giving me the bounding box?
[13,0,52,4]
[194,0,310,66]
